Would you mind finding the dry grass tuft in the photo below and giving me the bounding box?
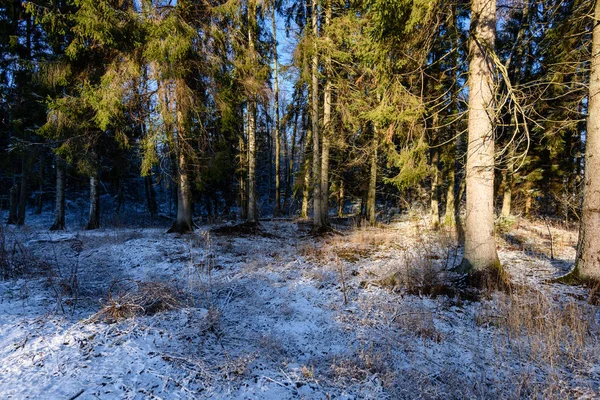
[476,287,599,365]
[92,280,184,323]
[327,344,396,387]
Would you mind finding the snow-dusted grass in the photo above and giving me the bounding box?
[0,213,598,399]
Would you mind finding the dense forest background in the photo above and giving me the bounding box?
[0,0,598,278]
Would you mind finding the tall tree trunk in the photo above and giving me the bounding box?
[247,1,258,223]
[86,171,100,230]
[50,158,66,231]
[320,0,332,226]
[572,0,600,281]
[458,0,502,278]
[285,110,298,215]
[273,8,281,217]
[311,0,322,230]
[367,131,378,226]
[169,81,194,234]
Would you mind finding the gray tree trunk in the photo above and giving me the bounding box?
[50,159,66,231]
[168,150,193,233]
[458,0,501,275]
[573,0,600,281]
[86,172,100,230]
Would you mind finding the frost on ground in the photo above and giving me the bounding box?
[1,213,599,399]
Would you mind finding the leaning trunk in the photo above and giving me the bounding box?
[458,0,502,277]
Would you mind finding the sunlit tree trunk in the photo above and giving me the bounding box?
[247,0,258,223]
[311,0,323,229]
[572,0,600,281]
[301,128,312,219]
[273,7,281,217]
[458,0,502,277]
[50,158,66,231]
[337,179,344,217]
[367,130,378,226]
[320,0,332,226]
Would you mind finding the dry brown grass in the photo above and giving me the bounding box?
[476,287,599,367]
[91,280,184,323]
[327,344,396,387]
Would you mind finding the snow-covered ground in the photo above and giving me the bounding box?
[1,211,599,399]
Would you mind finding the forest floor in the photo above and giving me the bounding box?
[1,211,599,399]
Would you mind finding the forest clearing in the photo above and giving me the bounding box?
[0,211,598,399]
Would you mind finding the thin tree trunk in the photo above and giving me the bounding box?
[247,1,258,223]
[36,164,43,215]
[430,113,441,229]
[86,171,100,230]
[50,158,66,231]
[273,8,281,217]
[572,0,600,281]
[500,144,514,218]
[444,166,456,227]
[301,128,312,219]
[239,135,248,220]
[337,179,344,217]
[367,131,378,226]
[285,110,298,215]
[458,0,501,277]
[311,0,322,229]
